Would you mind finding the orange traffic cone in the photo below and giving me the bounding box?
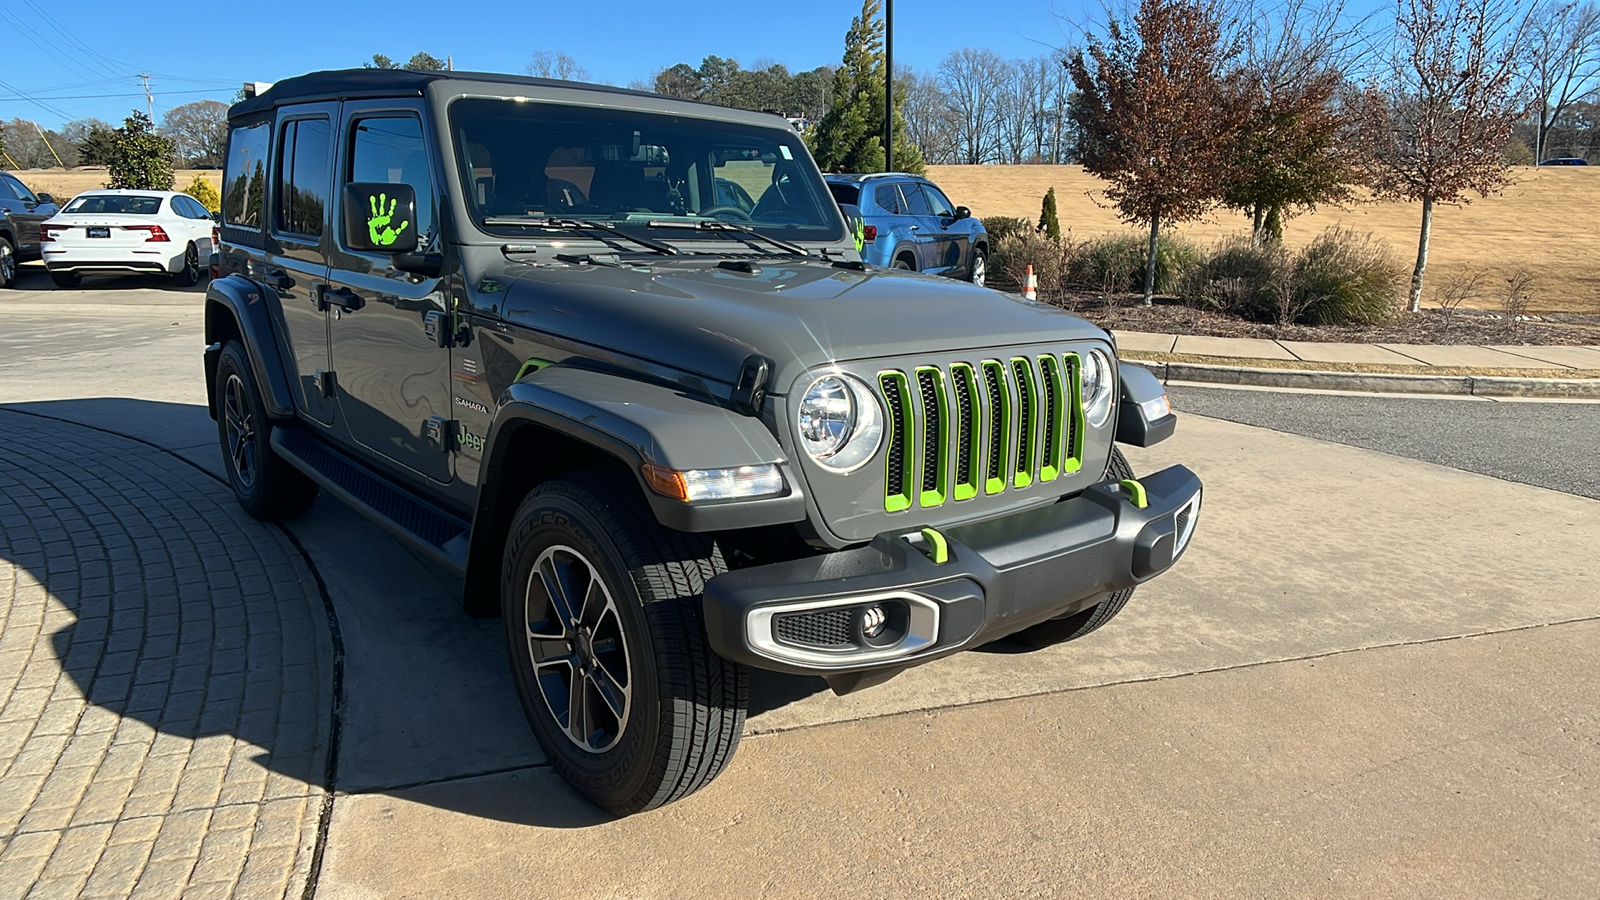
[1022,264,1038,301]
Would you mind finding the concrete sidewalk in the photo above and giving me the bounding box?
[1113,330,1600,397]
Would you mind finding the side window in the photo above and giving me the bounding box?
[223,122,269,229]
[0,177,17,201]
[276,118,331,237]
[922,185,955,218]
[348,116,434,242]
[873,183,903,215]
[5,176,37,203]
[900,182,933,216]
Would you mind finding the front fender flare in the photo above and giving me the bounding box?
[204,275,296,420]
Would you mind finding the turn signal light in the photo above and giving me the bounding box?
[41,224,67,241]
[642,463,784,502]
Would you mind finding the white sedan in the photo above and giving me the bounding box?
[41,189,218,288]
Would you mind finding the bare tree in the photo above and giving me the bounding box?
[1523,1,1600,161]
[899,66,961,164]
[525,51,589,81]
[939,48,1009,164]
[161,101,229,168]
[1068,0,1245,304]
[1349,0,1530,312]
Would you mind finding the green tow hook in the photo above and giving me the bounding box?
[1120,478,1148,509]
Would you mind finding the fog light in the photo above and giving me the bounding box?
[860,604,886,638]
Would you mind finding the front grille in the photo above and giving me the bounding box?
[773,609,854,648]
[878,354,1085,512]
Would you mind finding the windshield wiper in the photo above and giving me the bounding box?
[484,216,679,256]
[642,219,812,257]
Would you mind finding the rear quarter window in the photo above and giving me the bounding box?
[223,121,270,229]
[826,183,859,206]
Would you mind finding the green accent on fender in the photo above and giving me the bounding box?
[919,527,949,564]
[880,371,915,512]
[366,193,411,247]
[1120,478,1148,509]
[515,358,554,381]
[914,366,948,508]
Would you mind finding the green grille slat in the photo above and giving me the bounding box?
[1011,358,1037,489]
[981,361,1009,495]
[1038,355,1064,482]
[880,372,914,512]
[915,367,948,507]
[1063,353,1085,474]
[950,363,979,501]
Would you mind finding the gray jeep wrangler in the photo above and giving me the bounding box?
[206,69,1201,815]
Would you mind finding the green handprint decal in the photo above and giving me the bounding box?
[367,193,410,247]
[851,216,866,252]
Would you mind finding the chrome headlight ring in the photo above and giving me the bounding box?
[796,373,883,472]
[1082,349,1115,428]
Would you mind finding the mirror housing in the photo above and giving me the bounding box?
[37,192,55,205]
[954,205,972,220]
[343,182,419,254]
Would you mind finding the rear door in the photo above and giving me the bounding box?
[872,182,926,269]
[265,103,339,425]
[325,100,454,484]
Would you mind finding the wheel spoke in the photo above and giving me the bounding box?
[527,635,571,661]
[532,650,580,673]
[568,668,591,746]
[578,578,609,630]
[587,664,628,720]
[541,556,581,627]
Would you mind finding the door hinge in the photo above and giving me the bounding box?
[314,369,337,397]
[423,310,452,348]
[424,415,453,450]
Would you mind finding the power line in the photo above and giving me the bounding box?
[0,89,231,103]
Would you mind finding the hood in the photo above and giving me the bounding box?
[496,257,1109,393]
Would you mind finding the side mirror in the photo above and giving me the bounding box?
[343,182,418,254]
[954,206,972,220]
[37,192,55,205]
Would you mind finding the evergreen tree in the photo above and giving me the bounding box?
[807,0,924,174]
[107,112,175,191]
[1037,187,1062,240]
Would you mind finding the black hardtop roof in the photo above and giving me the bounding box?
[228,68,694,120]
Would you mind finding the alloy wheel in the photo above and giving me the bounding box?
[524,545,632,753]
[0,243,13,286]
[222,373,257,488]
[972,254,986,286]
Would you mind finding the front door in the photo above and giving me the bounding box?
[326,101,453,484]
[265,103,339,425]
[920,183,971,277]
[0,173,59,259]
[900,182,958,276]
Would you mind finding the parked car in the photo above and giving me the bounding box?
[824,173,989,285]
[40,189,217,288]
[1538,157,1588,166]
[0,171,61,288]
[208,68,1200,815]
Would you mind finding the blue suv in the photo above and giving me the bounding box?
[825,173,988,286]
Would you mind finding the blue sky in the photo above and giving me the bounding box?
[0,0,1096,130]
[2,0,1392,132]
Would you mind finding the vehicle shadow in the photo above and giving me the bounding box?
[0,397,830,829]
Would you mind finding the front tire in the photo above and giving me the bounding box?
[0,236,16,289]
[215,341,319,520]
[1008,448,1138,649]
[502,473,748,815]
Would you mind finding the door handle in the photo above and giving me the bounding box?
[909,225,920,231]
[322,286,365,312]
[266,270,295,291]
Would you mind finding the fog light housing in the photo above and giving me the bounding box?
[859,604,886,638]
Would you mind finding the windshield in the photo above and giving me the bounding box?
[65,195,164,215]
[450,97,845,243]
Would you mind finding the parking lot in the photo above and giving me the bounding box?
[1,269,1597,898]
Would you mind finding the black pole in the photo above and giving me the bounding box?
[884,0,893,172]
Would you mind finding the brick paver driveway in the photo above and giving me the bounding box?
[0,411,333,899]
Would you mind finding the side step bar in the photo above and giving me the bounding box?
[271,426,470,575]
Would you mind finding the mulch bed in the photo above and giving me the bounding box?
[1033,292,1600,347]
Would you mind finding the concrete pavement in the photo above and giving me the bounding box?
[1,276,1598,897]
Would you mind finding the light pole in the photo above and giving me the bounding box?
[884,0,893,172]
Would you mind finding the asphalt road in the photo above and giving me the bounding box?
[1168,384,1600,500]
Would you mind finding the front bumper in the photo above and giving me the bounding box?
[703,465,1202,681]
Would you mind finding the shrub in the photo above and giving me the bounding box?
[1065,233,1200,296]
[1179,237,1285,316]
[981,216,1032,243]
[1292,228,1402,325]
[1038,187,1061,240]
[991,230,1066,292]
[183,175,220,212]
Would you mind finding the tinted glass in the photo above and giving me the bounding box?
[900,182,933,216]
[922,184,955,217]
[223,122,269,229]
[826,182,860,206]
[64,195,164,215]
[349,116,433,242]
[451,98,844,242]
[0,178,16,201]
[5,176,37,203]
[873,183,903,214]
[277,118,330,237]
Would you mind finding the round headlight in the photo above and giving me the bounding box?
[1082,349,1115,427]
[797,374,883,471]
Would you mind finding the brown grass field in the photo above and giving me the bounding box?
[928,164,1598,315]
[12,164,1593,314]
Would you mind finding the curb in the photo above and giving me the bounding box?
[1134,361,1600,399]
